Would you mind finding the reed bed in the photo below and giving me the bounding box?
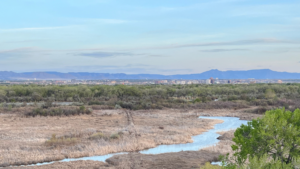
[0,109,227,167]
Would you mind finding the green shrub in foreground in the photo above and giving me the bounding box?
[222,108,300,168]
[200,162,221,169]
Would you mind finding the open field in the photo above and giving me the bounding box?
[0,108,262,168]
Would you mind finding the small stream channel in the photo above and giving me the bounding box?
[26,116,248,166]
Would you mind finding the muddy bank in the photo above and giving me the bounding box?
[6,161,109,169]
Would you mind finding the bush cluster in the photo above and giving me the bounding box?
[25,106,92,117]
[1,83,300,110]
[89,132,122,141]
[45,134,78,147]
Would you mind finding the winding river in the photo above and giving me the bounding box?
[30,116,248,166]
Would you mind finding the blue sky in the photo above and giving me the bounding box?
[0,0,299,74]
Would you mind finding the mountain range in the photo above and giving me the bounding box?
[0,69,299,80]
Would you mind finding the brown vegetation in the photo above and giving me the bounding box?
[9,150,221,169]
[0,109,226,167]
[203,130,235,155]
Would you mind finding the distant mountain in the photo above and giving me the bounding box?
[0,69,299,80]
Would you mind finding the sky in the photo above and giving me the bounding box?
[0,0,299,75]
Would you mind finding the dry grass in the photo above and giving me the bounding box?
[0,109,225,167]
[0,107,261,167]
[203,130,235,155]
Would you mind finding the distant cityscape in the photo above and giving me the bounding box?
[1,78,299,85]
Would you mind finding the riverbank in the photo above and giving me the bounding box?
[11,150,220,169]
[1,108,236,167]
[7,129,238,169]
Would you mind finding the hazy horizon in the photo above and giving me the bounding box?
[0,68,299,75]
[1,0,300,75]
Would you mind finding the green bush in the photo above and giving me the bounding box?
[221,154,293,169]
[222,108,300,168]
[45,134,78,147]
[25,107,92,117]
[200,162,221,169]
[89,132,109,140]
[110,133,120,140]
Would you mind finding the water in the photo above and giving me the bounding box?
[141,116,247,154]
[29,116,248,166]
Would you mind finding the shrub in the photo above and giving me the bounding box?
[89,132,109,140]
[110,133,120,140]
[193,98,201,103]
[224,108,300,168]
[25,107,92,117]
[200,162,221,169]
[114,104,122,109]
[89,101,105,105]
[45,134,78,147]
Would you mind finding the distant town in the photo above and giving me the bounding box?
[1,78,300,85]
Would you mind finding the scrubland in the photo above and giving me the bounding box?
[2,84,290,168]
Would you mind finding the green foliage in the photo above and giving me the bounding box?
[193,98,202,103]
[89,132,121,141]
[114,104,122,109]
[79,105,86,111]
[221,154,293,169]
[110,133,120,140]
[26,107,92,117]
[8,104,12,111]
[229,108,300,167]
[89,132,109,140]
[0,90,6,96]
[45,134,78,147]
[265,89,276,99]
[0,83,299,110]
[200,162,221,169]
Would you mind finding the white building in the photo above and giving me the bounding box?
[192,80,198,84]
[206,79,211,84]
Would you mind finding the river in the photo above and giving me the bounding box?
[28,116,248,166]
